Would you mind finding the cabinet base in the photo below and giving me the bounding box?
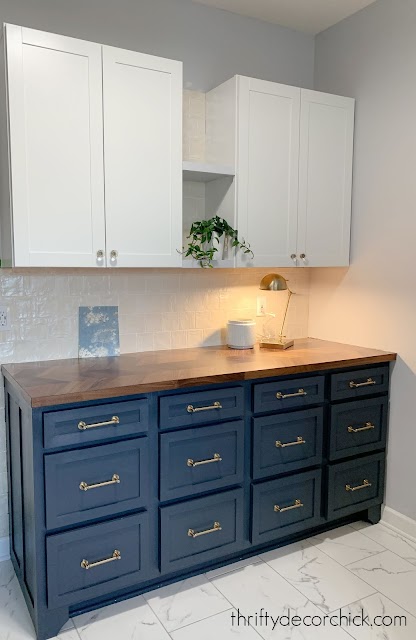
[366,504,382,525]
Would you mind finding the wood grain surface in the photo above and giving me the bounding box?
[2,338,396,408]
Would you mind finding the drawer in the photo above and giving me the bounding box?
[252,469,322,545]
[160,488,244,573]
[44,399,149,450]
[329,397,388,461]
[160,421,244,502]
[45,439,149,529]
[331,366,389,401]
[159,386,244,431]
[253,376,325,414]
[252,408,324,480]
[46,513,150,608]
[327,452,385,520]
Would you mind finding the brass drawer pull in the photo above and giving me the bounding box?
[188,521,222,538]
[79,474,120,492]
[276,436,305,448]
[276,389,307,400]
[187,401,222,413]
[187,453,222,467]
[274,499,304,513]
[348,422,375,434]
[78,416,120,431]
[345,479,372,492]
[81,549,121,570]
[349,378,376,389]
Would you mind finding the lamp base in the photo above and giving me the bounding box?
[259,339,294,350]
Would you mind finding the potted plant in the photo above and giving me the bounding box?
[182,216,254,268]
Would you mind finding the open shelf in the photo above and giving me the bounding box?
[182,161,235,183]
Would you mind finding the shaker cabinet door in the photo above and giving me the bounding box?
[236,76,300,267]
[5,24,106,267]
[102,46,182,267]
[297,89,355,267]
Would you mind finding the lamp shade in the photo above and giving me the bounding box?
[259,273,288,291]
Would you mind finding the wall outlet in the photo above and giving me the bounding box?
[256,296,267,316]
[0,306,10,331]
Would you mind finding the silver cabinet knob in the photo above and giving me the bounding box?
[96,249,104,259]
[300,253,306,261]
[110,250,118,260]
[290,254,297,261]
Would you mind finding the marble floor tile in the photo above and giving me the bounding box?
[170,609,260,640]
[260,540,376,614]
[205,555,263,579]
[143,574,230,632]
[73,595,170,640]
[0,561,78,640]
[308,524,386,566]
[210,560,351,639]
[351,523,416,566]
[348,551,416,616]
[333,592,416,640]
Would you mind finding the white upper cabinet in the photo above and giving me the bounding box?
[102,47,182,267]
[236,77,300,267]
[297,90,355,267]
[234,76,354,268]
[4,24,106,267]
[1,24,182,268]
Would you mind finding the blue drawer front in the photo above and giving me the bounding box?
[159,387,244,431]
[253,408,324,480]
[252,469,322,545]
[44,399,149,450]
[160,489,244,572]
[253,376,325,414]
[331,366,389,401]
[46,513,150,608]
[327,453,385,520]
[45,438,149,529]
[329,397,388,461]
[160,421,244,502]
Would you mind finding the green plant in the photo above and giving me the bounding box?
[181,216,254,268]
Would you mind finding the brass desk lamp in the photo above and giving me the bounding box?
[259,273,294,350]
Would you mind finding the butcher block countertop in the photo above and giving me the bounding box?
[2,338,396,408]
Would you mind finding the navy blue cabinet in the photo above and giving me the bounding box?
[160,489,244,572]
[45,438,149,529]
[4,362,391,640]
[252,469,322,545]
[160,421,244,501]
[252,408,323,479]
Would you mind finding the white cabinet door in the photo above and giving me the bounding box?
[6,25,106,267]
[297,90,355,267]
[236,76,300,267]
[102,46,182,267]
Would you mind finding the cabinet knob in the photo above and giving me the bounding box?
[96,249,104,260]
[290,254,297,261]
[300,253,306,261]
[110,250,118,261]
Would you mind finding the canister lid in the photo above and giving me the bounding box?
[227,319,255,325]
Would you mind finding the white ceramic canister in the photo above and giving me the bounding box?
[227,319,256,349]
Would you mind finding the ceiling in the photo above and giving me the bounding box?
[191,0,378,34]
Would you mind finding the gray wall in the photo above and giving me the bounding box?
[311,0,416,520]
[0,0,314,91]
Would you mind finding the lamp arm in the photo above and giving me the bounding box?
[279,288,293,340]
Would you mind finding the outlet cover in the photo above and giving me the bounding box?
[257,296,267,317]
[0,306,10,331]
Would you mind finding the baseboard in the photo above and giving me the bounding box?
[381,506,416,542]
[0,536,10,562]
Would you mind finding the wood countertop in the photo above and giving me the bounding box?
[2,338,396,408]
